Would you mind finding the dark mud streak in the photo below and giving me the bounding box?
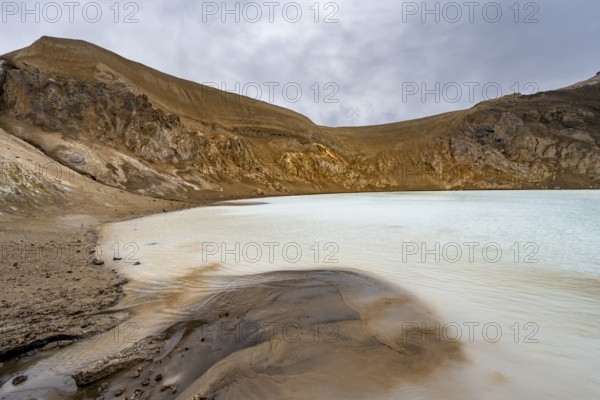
[0,334,80,363]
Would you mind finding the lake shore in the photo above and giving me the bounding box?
[0,196,199,373]
[0,197,465,399]
[3,190,599,399]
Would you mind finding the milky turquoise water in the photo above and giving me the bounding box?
[98,190,600,399]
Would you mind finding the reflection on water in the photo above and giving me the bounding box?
[1,191,599,399]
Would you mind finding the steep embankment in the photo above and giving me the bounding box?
[1,36,599,209]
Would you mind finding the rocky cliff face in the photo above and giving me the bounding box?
[1,37,599,205]
[0,65,267,199]
[428,84,600,189]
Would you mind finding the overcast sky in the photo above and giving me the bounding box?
[1,0,599,126]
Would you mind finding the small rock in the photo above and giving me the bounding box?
[97,382,108,393]
[12,375,28,385]
[141,378,150,386]
[160,385,177,394]
[93,259,105,266]
[114,388,125,396]
[154,374,163,382]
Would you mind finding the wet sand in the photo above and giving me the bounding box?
[0,201,198,396]
[69,269,464,399]
[0,219,127,363]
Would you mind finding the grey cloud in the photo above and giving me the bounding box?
[1,0,599,126]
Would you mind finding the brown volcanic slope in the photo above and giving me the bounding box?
[1,36,599,209]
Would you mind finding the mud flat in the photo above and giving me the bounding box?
[75,269,464,399]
